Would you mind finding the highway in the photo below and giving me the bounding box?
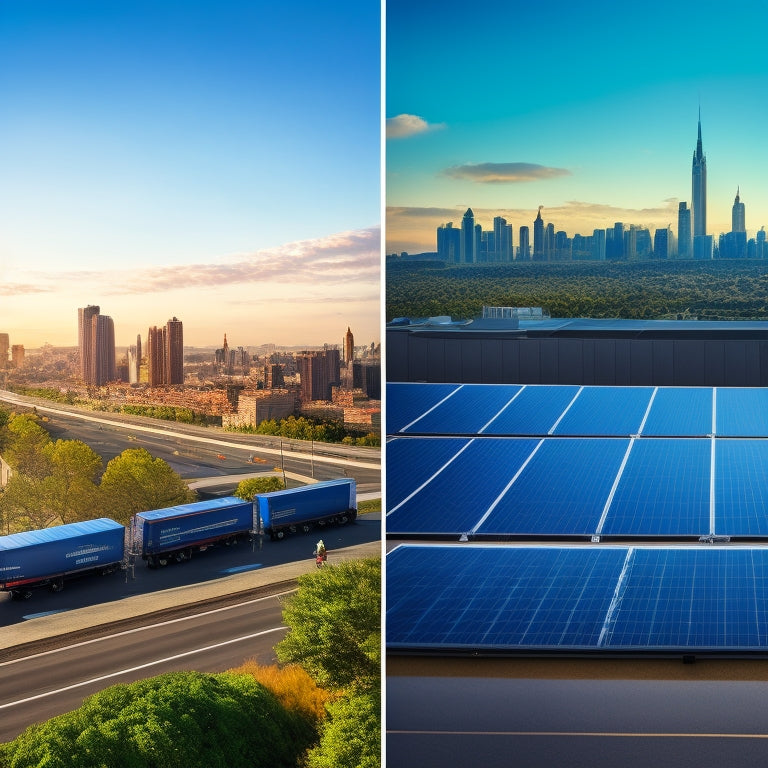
[0,593,289,743]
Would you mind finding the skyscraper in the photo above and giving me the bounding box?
[78,305,100,381]
[460,208,475,263]
[533,207,544,260]
[165,317,184,385]
[0,333,8,368]
[146,326,164,387]
[678,202,692,259]
[344,326,354,364]
[692,112,707,238]
[518,226,530,260]
[732,188,745,232]
[91,313,116,385]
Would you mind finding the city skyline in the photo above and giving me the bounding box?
[1,0,380,348]
[386,0,768,255]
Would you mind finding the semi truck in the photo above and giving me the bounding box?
[255,478,356,540]
[130,496,256,568]
[0,518,125,599]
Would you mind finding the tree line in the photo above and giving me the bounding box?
[0,407,195,534]
[227,415,381,447]
[387,259,768,322]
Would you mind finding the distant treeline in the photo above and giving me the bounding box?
[386,259,768,322]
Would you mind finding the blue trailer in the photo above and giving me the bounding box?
[255,478,356,540]
[131,496,256,567]
[0,519,125,599]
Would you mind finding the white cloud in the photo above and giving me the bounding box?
[386,114,444,139]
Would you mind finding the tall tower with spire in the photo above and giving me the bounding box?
[692,111,707,238]
[732,187,745,233]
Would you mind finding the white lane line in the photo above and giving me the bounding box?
[0,627,287,710]
[0,591,294,668]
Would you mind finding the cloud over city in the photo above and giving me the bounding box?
[386,114,444,139]
[443,163,572,184]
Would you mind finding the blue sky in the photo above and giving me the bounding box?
[1,0,380,348]
[386,0,768,254]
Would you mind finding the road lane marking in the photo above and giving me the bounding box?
[0,626,287,710]
[0,590,294,668]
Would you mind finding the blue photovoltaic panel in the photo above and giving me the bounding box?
[551,386,654,436]
[386,438,539,535]
[386,437,471,511]
[642,388,713,436]
[603,548,768,649]
[480,385,580,435]
[716,388,768,436]
[386,383,460,434]
[401,384,523,434]
[715,440,768,536]
[386,545,628,650]
[387,545,768,652]
[475,438,629,536]
[600,439,711,537]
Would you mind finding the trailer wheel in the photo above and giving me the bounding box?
[50,579,64,593]
[175,550,188,563]
[158,556,169,567]
[275,529,285,540]
[339,514,349,525]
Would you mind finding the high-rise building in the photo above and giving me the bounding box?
[692,112,707,238]
[592,229,606,260]
[533,207,544,260]
[78,305,100,381]
[654,227,673,259]
[758,228,767,259]
[11,345,24,369]
[460,208,475,263]
[0,333,8,368]
[344,326,354,364]
[164,317,184,385]
[493,216,513,261]
[732,188,746,233]
[518,226,530,260]
[296,348,341,402]
[146,326,165,386]
[611,222,624,259]
[91,313,116,385]
[678,202,692,258]
[437,222,460,262]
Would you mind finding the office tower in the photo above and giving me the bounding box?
[544,223,555,260]
[732,188,746,233]
[344,326,354,364]
[146,326,164,386]
[91,313,116,386]
[625,226,637,260]
[127,345,139,384]
[678,202,692,258]
[592,229,606,260]
[78,305,100,381]
[136,334,142,376]
[612,222,624,259]
[437,222,460,262]
[636,228,652,259]
[758,228,767,259]
[460,208,475,263]
[0,333,8,367]
[654,227,672,259]
[493,216,513,261]
[165,317,184,385]
[518,226,530,260]
[533,207,544,260]
[296,348,341,402]
[692,112,707,238]
[11,345,24,369]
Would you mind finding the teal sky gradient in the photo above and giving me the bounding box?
[386,0,768,254]
[1,0,380,348]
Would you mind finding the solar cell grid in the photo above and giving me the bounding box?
[386,438,540,535]
[480,385,580,435]
[641,387,713,436]
[400,383,523,435]
[551,386,654,436]
[716,388,768,436]
[715,440,768,536]
[386,382,460,434]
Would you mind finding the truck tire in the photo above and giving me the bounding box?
[158,556,169,567]
[50,579,64,593]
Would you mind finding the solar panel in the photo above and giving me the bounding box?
[387,544,768,653]
[641,387,713,436]
[386,383,460,434]
[473,438,629,537]
[399,384,523,435]
[599,439,712,537]
[386,438,540,535]
[551,386,654,436]
[716,389,768,436]
[479,384,580,435]
[715,440,768,536]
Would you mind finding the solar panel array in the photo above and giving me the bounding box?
[387,384,768,540]
[386,382,768,655]
[387,544,768,653]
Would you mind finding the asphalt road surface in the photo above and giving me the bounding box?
[0,593,289,742]
[387,674,768,767]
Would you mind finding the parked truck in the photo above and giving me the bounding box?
[130,496,256,567]
[0,518,125,599]
[255,478,356,540]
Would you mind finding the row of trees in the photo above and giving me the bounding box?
[227,415,381,447]
[0,408,195,534]
[387,259,768,322]
[0,558,381,767]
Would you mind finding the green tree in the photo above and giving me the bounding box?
[99,448,196,524]
[276,557,381,694]
[42,439,102,524]
[0,671,314,768]
[4,413,51,480]
[305,691,380,768]
[233,475,284,500]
